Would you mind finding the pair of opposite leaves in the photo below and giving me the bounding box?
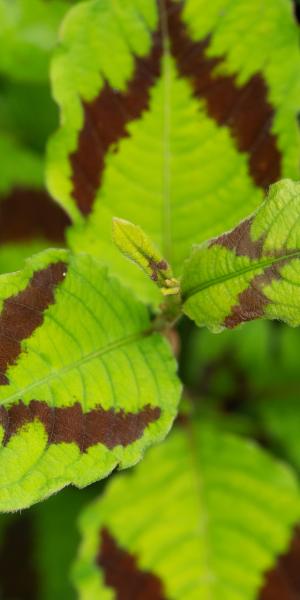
[0,1,300,597]
[0,175,296,493]
[0,0,299,510]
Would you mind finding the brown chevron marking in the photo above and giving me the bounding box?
[260,528,300,600]
[209,210,300,328]
[210,216,265,260]
[0,401,161,450]
[70,27,163,215]
[224,263,282,328]
[0,261,67,385]
[166,0,281,188]
[222,231,298,327]
[0,188,70,244]
[70,0,281,214]
[97,528,167,599]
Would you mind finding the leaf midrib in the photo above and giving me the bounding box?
[160,0,172,264]
[0,330,151,408]
[186,422,215,600]
[183,250,300,302]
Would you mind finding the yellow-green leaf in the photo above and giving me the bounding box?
[0,248,180,511]
[73,422,300,600]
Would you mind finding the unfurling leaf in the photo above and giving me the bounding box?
[0,249,180,511]
[73,422,300,600]
[112,218,180,295]
[182,180,300,332]
[47,0,300,303]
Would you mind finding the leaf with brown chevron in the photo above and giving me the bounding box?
[47,0,300,303]
[73,422,300,600]
[69,0,281,214]
[182,180,300,332]
[0,248,180,511]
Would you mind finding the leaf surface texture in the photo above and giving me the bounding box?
[47,0,300,302]
[73,423,300,600]
[0,249,180,510]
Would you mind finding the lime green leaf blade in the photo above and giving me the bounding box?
[182,179,300,331]
[73,423,300,600]
[47,0,300,302]
[0,249,180,511]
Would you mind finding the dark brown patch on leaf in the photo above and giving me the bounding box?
[97,528,167,599]
[70,28,163,215]
[0,261,67,384]
[260,528,300,599]
[166,0,281,188]
[69,0,282,214]
[0,188,70,244]
[0,400,161,450]
[224,263,281,328]
[211,216,265,259]
[148,258,169,282]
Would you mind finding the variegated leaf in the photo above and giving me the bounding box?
[0,249,180,511]
[47,0,300,302]
[73,421,300,600]
[182,180,300,332]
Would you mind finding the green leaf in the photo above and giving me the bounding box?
[47,0,300,302]
[73,422,300,600]
[0,0,76,82]
[182,179,300,332]
[0,248,180,511]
